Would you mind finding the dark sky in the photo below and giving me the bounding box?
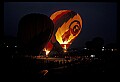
[4,2,117,49]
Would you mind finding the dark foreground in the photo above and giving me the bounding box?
[4,53,120,81]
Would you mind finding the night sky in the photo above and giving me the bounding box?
[4,2,117,49]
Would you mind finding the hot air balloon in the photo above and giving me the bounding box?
[17,13,54,56]
[45,10,82,54]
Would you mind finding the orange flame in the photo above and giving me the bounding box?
[43,48,50,56]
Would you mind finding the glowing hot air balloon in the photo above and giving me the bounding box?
[52,10,82,51]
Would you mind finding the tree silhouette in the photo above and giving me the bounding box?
[85,37,104,50]
[85,37,104,57]
[92,37,104,50]
[85,41,93,49]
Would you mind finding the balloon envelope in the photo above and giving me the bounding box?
[50,10,82,50]
[17,13,54,55]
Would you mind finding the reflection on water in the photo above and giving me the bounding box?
[40,70,48,76]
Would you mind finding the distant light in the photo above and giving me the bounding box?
[114,49,117,51]
[102,47,104,48]
[15,46,17,47]
[40,70,48,76]
[4,43,5,44]
[90,55,95,57]
[84,47,87,49]
[6,46,8,47]
[111,49,114,51]
[102,49,104,51]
